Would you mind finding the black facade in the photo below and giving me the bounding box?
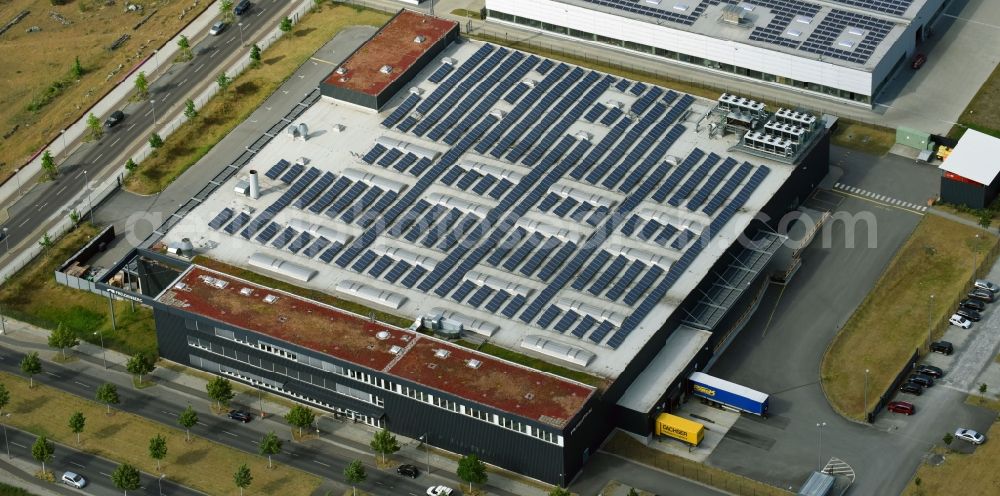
[150,303,599,486]
[940,175,1000,210]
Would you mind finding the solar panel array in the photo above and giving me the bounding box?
[826,0,912,16]
[799,10,894,64]
[577,0,710,26]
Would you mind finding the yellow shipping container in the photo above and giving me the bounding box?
[655,413,705,446]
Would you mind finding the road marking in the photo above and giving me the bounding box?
[76,171,85,179]
[163,92,172,101]
[181,78,189,86]
[95,152,104,161]
[70,461,85,468]
[144,109,153,117]
[257,10,264,16]
[831,183,927,214]
[73,381,90,388]
[222,430,238,437]
[196,421,207,426]
[38,202,47,210]
[210,50,218,58]
[46,372,59,378]
[250,440,259,445]
[313,460,330,468]
[10,442,26,449]
[100,472,111,478]
[127,123,136,131]
[195,63,205,73]
[110,137,121,147]
[18,217,31,227]
[162,410,178,417]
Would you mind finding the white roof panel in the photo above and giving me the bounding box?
[939,129,1000,185]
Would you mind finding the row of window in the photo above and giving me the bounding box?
[199,326,565,445]
[486,10,872,104]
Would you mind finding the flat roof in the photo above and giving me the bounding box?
[159,265,595,426]
[323,10,457,97]
[617,327,711,413]
[543,0,927,70]
[161,39,803,379]
[939,129,1000,185]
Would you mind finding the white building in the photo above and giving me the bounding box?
[485,0,950,106]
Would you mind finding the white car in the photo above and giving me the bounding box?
[955,428,985,444]
[209,21,227,35]
[61,471,87,488]
[426,486,454,496]
[974,279,999,293]
[949,314,972,329]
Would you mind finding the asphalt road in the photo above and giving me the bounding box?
[0,344,467,496]
[1,424,200,496]
[0,0,296,264]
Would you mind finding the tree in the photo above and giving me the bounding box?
[457,454,487,492]
[979,210,992,230]
[369,428,400,464]
[134,71,149,99]
[220,0,235,23]
[19,352,42,388]
[313,0,326,8]
[0,383,9,416]
[41,150,57,179]
[69,209,81,225]
[111,463,141,495]
[96,383,120,415]
[233,463,252,496]
[148,434,167,470]
[48,322,79,359]
[284,404,315,437]
[343,459,366,496]
[549,487,571,496]
[206,376,234,410]
[259,431,282,468]
[249,43,261,68]
[126,352,155,384]
[71,56,84,79]
[39,233,53,249]
[69,411,86,446]
[216,72,232,96]
[183,98,198,120]
[125,158,138,173]
[32,435,54,474]
[178,405,198,441]
[943,433,954,446]
[279,16,292,33]
[148,132,163,149]
[86,112,103,141]
[177,35,192,61]
[627,489,640,496]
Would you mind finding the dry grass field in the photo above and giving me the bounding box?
[0,0,209,179]
[951,61,1000,140]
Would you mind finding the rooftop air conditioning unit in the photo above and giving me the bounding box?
[380,65,393,74]
[335,67,347,75]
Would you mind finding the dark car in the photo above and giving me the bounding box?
[915,364,944,378]
[960,299,986,312]
[908,374,934,388]
[887,401,915,415]
[911,53,927,69]
[235,0,252,15]
[899,382,923,396]
[930,341,954,355]
[397,464,420,478]
[227,410,252,423]
[956,308,982,322]
[968,289,995,303]
[104,110,125,127]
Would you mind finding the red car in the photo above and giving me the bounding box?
[887,401,915,415]
[911,53,927,69]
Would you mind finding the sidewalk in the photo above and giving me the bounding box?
[0,317,554,496]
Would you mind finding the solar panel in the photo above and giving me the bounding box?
[393,153,418,173]
[377,148,403,168]
[484,290,511,313]
[476,63,570,155]
[552,197,579,218]
[340,186,383,224]
[590,103,667,185]
[287,231,313,254]
[455,170,481,191]
[440,166,465,186]
[638,219,662,241]
[501,294,527,318]
[318,242,343,263]
[388,200,430,238]
[450,280,477,303]
[572,250,611,290]
[409,157,433,177]
[208,208,234,230]
[620,215,641,236]
[654,224,679,246]
[223,212,251,234]
[798,9,894,64]
[381,94,421,129]
[631,86,664,115]
[421,208,462,248]
[293,171,336,209]
[586,207,609,227]
[438,212,479,251]
[301,236,330,258]
[502,82,530,105]
[671,228,696,250]
[520,73,613,167]
[503,232,545,272]
[537,193,560,212]
[651,148,706,203]
[415,44,494,115]
[280,163,304,184]
[357,190,398,228]
[443,53,535,144]
[571,315,598,338]
[489,180,512,200]
[536,58,554,74]
[537,242,577,282]
[271,227,297,249]
[828,0,911,16]
[589,255,628,295]
[614,79,630,92]
[687,157,738,211]
[622,266,664,306]
[467,286,494,308]
[397,116,417,133]
[588,321,614,344]
[537,305,562,328]
[606,260,647,301]
[326,182,368,218]
[368,255,395,278]
[309,177,352,214]
[399,264,426,287]
[351,250,378,273]
[427,62,453,83]
[703,163,753,216]
[618,124,685,193]
[553,311,580,333]
[384,260,412,284]
[490,65,578,160]
[600,107,623,126]
[264,159,290,180]
[629,82,648,96]
[488,227,527,266]
[520,237,561,278]
[254,222,280,244]
[669,153,721,207]
[570,203,593,223]
[362,144,388,165]
[583,103,608,123]
[471,175,497,195]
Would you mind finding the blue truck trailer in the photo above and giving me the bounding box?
[689,372,769,416]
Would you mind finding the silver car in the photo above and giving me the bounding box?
[974,279,999,294]
[61,471,87,488]
[209,21,227,35]
[954,428,986,445]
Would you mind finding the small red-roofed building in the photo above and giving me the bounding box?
[320,10,458,111]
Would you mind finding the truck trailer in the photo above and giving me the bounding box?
[689,372,769,416]
[655,413,705,446]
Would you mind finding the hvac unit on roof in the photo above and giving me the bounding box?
[389,345,403,355]
[335,67,347,75]
[434,349,450,359]
[466,359,482,369]
[379,65,393,74]
[376,330,391,340]
[413,35,426,44]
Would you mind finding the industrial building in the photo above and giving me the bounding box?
[100,10,830,486]
[938,129,1000,209]
[485,0,950,105]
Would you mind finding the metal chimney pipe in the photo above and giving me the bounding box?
[249,170,260,199]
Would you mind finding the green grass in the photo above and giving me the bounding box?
[455,340,608,389]
[902,420,1000,496]
[0,483,38,496]
[193,257,414,329]
[0,224,158,357]
[124,5,391,194]
[451,8,483,20]
[821,214,999,420]
[949,62,1000,140]
[466,32,894,155]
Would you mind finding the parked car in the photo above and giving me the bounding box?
[949,314,973,328]
[61,471,87,488]
[235,0,252,15]
[955,428,986,445]
[960,298,986,311]
[887,401,915,415]
[227,409,252,423]
[974,279,999,293]
[426,486,454,496]
[968,288,995,303]
[911,53,927,69]
[104,110,125,127]
[955,308,981,322]
[930,341,954,355]
[397,464,420,478]
[210,21,228,35]
[908,374,934,388]
[899,382,923,395]
[915,364,944,378]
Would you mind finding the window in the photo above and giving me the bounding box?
[568,28,592,41]
[466,407,493,423]
[214,328,235,340]
[595,35,622,47]
[542,22,567,35]
[532,428,556,444]
[184,319,199,331]
[258,341,297,361]
[499,416,528,433]
[401,386,427,403]
[434,396,460,413]
[335,383,372,402]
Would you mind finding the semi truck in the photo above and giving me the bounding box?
[689,372,769,416]
[655,413,705,446]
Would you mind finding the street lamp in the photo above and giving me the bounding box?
[1,301,7,335]
[2,420,9,459]
[153,49,161,73]
[159,473,165,496]
[974,234,981,277]
[928,294,935,346]
[13,168,21,197]
[420,433,430,475]
[150,99,158,126]
[238,22,245,47]
[864,369,869,422]
[93,331,107,369]
[2,227,8,253]
[816,422,827,471]
[60,129,67,152]
[83,170,95,224]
